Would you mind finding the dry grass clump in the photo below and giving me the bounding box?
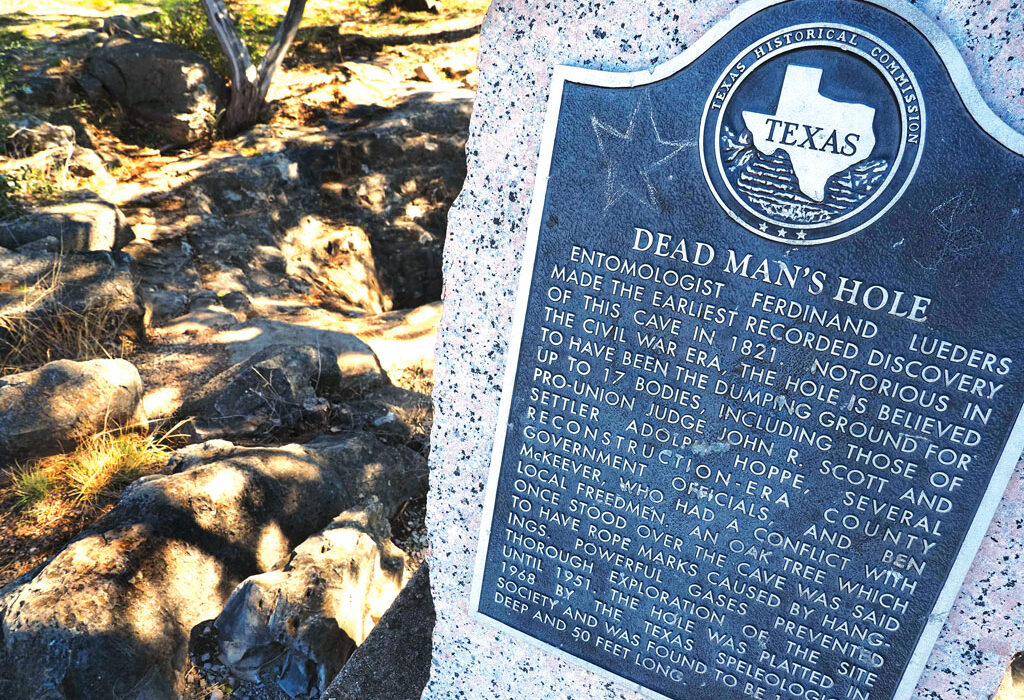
[10,428,179,512]
[0,424,186,586]
[0,258,137,375]
[11,466,53,508]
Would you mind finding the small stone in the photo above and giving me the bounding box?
[143,288,189,325]
[101,15,144,38]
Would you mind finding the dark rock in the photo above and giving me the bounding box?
[80,37,227,145]
[101,14,146,38]
[386,0,440,13]
[302,91,472,308]
[201,498,408,698]
[47,107,98,149]
[253,244,288,274]
[13,75,75,109]
[321,564,434,700]
[0,193,133,252]
[0,250,140,313]
[374,222,443,308]
[0,358,146,465]
[179,344,342,440]
[12,235,61,254]
[179,343,385,440]
[142,287,190,324]
[0,433,427,699]
[300,433,429,515]
[189,289,253,313]
[332,384,432,448]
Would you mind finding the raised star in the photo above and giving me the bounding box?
[796,230,808,240]
[777,228,788,238]
[592,93,691,210]
[758,222,769,232]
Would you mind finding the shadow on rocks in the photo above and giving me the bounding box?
[0,433,427,699]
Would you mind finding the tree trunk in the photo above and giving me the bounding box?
[199,0,308,135]
[222,79,265,135]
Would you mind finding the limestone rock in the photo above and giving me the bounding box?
[178,343,385,440]
[0,194,134,252]
[80,37,227,146]
[322,564,434,700]
[5,118,76,157]
[0,433,427,699]
[282,217,389,314]
[0,358,146,465]
[304,90,472,308]
[202,499,409,698]
[67,147,109,180]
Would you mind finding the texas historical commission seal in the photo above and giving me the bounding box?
[700,24,925,244]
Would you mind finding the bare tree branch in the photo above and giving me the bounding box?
[198,0,255,93]
[258,0,308,101]
[197,0,308,134]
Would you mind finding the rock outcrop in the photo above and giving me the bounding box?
[322,564,434,700]
[178,342,385,441]
[281,217,389,314]
[100,15,146,39]
[4,118,76,157]
[0,433,428,699]
[0,193,134,252]
[197,498,408,698]
[0,358,146,464]
[79,37,227,146]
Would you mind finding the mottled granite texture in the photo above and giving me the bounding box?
[425,0,1024,698]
